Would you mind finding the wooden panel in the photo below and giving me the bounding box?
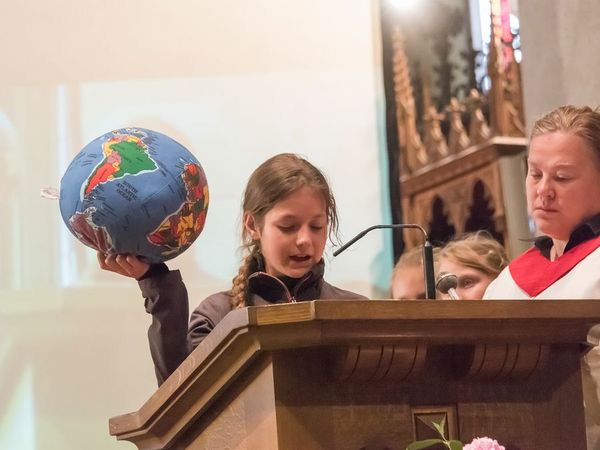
[412,405,459,442]
[270,346,586,450]
[399,137,527,196]
[184,355,279,450]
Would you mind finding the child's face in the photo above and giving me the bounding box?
[437,257,493,301]
[391,265,425,300]
[246,186,328,279]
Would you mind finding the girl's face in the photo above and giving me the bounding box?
[527,132,600,240]
[437,258,494,301]
[245,186,328,279]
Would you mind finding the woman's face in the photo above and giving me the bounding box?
[438,258,494,300]
[527,132,600,240]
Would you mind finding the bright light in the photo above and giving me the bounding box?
[478,0,492,46]
[389,0,422,13]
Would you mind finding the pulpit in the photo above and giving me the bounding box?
[109,300,600,449]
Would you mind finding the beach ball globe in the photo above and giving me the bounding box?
[59,127,209,263]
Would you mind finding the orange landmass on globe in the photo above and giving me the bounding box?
[83,134,156,197]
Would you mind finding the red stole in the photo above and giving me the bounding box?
[508,235,600,297]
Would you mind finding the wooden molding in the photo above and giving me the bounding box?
[330,344,427,382]
[454,343,550,380]
[400,136,527,196]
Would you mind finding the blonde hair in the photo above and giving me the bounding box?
[229,153,338,309]
[439,232,508,278]
[531,105,600,164]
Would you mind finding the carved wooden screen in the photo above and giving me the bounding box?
[380,0,527,259]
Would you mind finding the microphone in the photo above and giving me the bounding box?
[436,272,460,300]
[333,224,436,300]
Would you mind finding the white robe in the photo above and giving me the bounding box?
[484,245,600,304]
[484,245,600,449]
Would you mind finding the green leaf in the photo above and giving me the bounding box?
[448,440,463,450]
[406,438,445,450]
[432,417,447,439]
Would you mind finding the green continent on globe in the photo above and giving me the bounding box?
[84,134,157,196]
[110,140,157,178]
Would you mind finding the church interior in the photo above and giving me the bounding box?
[1,0,600,449]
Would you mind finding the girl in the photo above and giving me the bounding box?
[98,153,365,385]
[437,232,508,300]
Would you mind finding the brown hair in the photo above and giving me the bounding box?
[229,153,339,309]
[531,105,600,164]
[439,231,508,278]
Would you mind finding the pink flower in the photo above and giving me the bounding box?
[463,437,505,450]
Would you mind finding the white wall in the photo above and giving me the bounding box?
[519,0,600,130]
[0,1,391,449]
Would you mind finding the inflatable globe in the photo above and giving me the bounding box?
[59,127,209,263]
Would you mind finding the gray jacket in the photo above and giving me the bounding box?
[140,259,365,385]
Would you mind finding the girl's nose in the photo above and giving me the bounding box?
[296,228,311,247]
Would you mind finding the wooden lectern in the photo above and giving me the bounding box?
[110,300,600,450]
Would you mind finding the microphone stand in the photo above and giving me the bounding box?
[333,224,436,300]
[436,272,461,300]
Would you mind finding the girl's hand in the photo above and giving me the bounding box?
[97,252,150,280]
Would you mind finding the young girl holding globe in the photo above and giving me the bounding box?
[98,153,365,385]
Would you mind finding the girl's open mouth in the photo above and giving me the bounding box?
[290,255,310,262]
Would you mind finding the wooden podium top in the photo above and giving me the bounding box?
[109,300,600,448]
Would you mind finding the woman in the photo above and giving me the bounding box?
[437,232,507,300]
[483,105,600,449]
[485,106,600,298]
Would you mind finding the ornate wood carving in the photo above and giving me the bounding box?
[466,88,491,145]
[392,26,428,174]
[423,105,449,161]
[487,0,526,137]
[454,343,550,381]
[330,344,427,382]
[400,138,526,247]
[391,2,527,249]
[446,97,470,154]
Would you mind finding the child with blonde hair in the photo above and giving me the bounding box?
[438,231,508,300]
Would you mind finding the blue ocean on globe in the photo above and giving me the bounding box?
[59,127,209,263]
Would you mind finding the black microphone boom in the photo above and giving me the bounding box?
[333,224,436,300]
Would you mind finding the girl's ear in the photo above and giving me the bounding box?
[244,213,261,240]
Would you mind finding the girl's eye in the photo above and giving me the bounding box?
[528,171,542,179]
[278,225,296,232]
[460,278,474,289]
[311,224,325,231]
[555,174,571,182]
